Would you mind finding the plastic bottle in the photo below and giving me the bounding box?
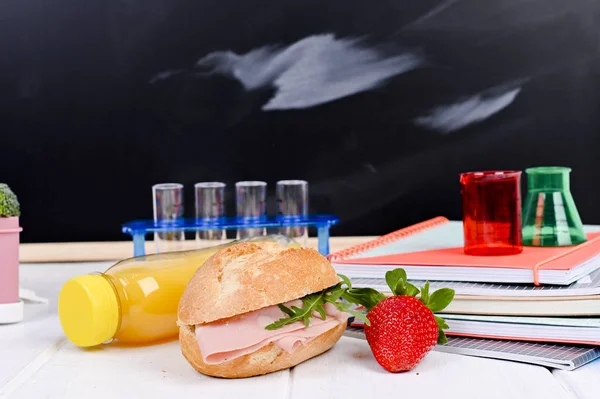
[58,235,299,347]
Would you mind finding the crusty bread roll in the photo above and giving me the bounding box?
[178,241,340,325]
[177,241,345,378]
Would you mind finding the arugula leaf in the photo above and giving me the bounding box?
[325,283,346,302]
[265,291,326,330]
[341,288,386,311]
[278,304,295,317]
[329,300,371,326]
[264,275,385,331]
[337,273,353,288]
[315,303,327,320]
[428,288,455,313]
[263,269,454,333]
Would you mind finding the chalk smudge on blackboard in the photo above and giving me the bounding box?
[192,33,423,111]
[414,83,523,134]
[149,69,184,84]
[401,0,461,31]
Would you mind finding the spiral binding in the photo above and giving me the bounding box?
[327,216,450,262]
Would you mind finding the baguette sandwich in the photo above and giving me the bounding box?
[177,241,379,378]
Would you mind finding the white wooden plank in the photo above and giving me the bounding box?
[6,333,574,399]
[553,359,600,399]
[0,309,63,390]
[0,260,587,399]
[1,262,290,399]
[0,263,111,390]
[3,339,290,399]
[289,337,574,399]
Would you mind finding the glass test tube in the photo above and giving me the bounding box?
[460,171,523,256]
[152,183,185,253]
[235,181,267,239]
[276,180,308,240]
[195,182,226,244]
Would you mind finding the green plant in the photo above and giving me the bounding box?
[0,183,20,217]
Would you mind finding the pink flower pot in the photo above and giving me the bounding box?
[0,216,23,323]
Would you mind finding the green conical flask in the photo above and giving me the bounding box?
[522,166,586,246]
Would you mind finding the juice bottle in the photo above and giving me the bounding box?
[58,235,298,347]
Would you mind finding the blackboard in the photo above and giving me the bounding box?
[2,0,600,243]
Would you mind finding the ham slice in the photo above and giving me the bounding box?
[195,300,349,364]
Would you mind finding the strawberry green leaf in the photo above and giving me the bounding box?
[435,316,450,344]
[405,282,420,297]
[427,288,455,313]
[437,330,448,344]
[385,268,408,296]
[435,315,449,330]
[419,281,430,306]
[385,268,420,297]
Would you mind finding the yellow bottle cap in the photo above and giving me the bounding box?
[58,274,120,347]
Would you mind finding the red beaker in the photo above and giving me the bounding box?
[460,170,523,256]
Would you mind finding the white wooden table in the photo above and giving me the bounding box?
[0,261,598,399]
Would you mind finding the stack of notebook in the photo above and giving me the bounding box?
[330,216,600,370]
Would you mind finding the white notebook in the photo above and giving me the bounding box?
[441,314,600,346]
[349,311,600,346]
[348,278,600,316]
[350,264,600,298]
[439,295,600,317]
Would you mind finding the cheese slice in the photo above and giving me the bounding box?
[195,300,348,364]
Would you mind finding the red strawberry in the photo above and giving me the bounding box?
[362,269,454,372]
[365,296,438,372]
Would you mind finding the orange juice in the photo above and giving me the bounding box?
[58,235,298,347]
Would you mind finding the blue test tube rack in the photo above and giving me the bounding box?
[122,214,340,257]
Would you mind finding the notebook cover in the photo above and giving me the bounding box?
[344,326,600,370]
[436,335,600,371]
[444,333,600,346]
[334,231,600,272]
[327,216,450,261]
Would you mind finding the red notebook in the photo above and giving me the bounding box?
[329,217,600,286]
